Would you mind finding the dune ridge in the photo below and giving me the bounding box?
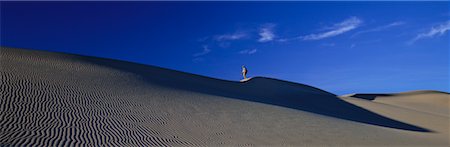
[341,91,449,144]
[341,90,449,117]
[1,47,448,146]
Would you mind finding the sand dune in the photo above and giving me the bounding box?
[342,90,449,117]
[341,91,449,144]
[1,47,448,146]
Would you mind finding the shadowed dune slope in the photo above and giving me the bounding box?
[341,90,449,100]
[77,48,429,132]
[0,47,447,146]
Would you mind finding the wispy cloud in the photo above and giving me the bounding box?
[214,32,248,41]
[239,49,257,55]
[408,21,450,44]
[351,21,405,38]
[301,17,362,40]
[192,57,204,63]
[258,24,276,42]
[193,45,211,57]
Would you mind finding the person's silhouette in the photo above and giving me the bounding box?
[242,65,248,79]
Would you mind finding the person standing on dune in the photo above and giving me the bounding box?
[242,65,248,80]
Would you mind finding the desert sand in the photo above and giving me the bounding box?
[0,47,448,146]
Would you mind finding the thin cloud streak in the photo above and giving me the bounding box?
[239,49,257,55]
[214,32,248,41]
[301,17,362,40]
[193,45,211,57]
[351,21,405,38]
[408,21,450,44]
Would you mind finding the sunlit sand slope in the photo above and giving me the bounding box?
[341,91,449,145]
[1,47,447,146]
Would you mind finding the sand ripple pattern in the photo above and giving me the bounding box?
[1,47,445,146]
[0,49,198,146]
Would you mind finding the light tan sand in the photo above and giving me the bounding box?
[374,91,448,117]
[341,91,449,145]
[1,47,448,146]
[342,91,449,117]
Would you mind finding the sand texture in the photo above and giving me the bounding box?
[1,47,448,146]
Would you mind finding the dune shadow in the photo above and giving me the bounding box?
[346,94,394,100]
[82,57,431,132]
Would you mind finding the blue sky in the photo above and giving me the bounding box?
[1,1,449,94]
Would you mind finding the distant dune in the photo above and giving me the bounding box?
[340,91,449,145]
[1,47,448,146]
[341,90,449,117]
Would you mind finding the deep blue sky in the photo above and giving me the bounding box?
[1,1,449,94]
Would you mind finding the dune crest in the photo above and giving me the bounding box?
[341,90,449,117]
[1,47,448,146]
[341,91,449,143]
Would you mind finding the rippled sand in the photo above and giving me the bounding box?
[1,47,448,146]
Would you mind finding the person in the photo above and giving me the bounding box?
[242,65,248,79]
